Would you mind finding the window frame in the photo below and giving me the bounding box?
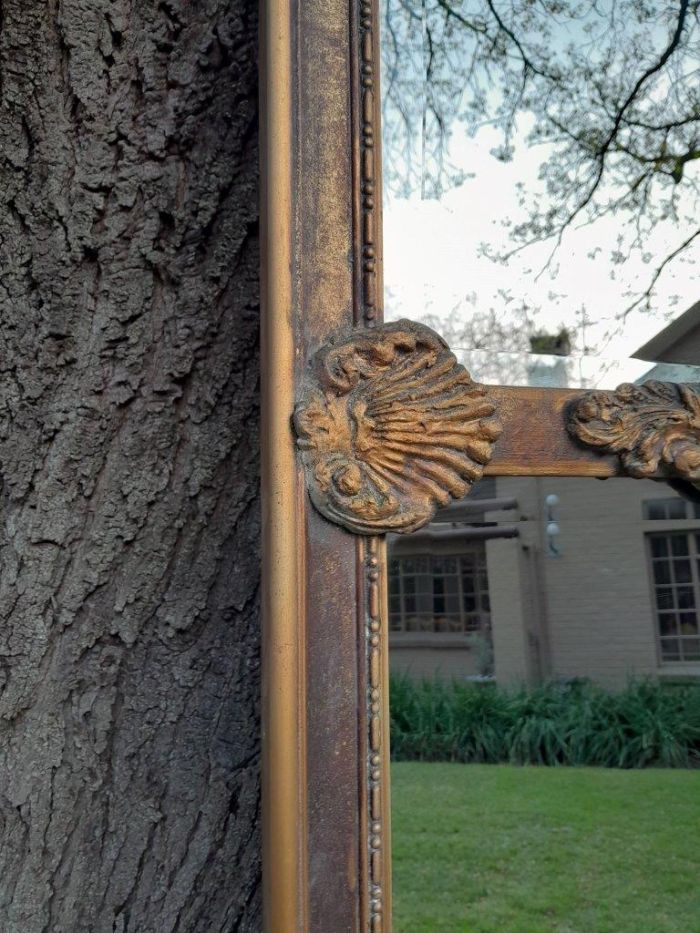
[388,546,491,636]
[643,497,700,521]
[646,529,700,664]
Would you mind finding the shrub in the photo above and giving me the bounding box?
[389,676,700,768]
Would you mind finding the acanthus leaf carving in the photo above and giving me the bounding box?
[293,319,503,535]
[567,380,700,483]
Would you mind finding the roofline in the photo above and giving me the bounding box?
[633,299,700,362]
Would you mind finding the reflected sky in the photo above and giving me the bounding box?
[380,1,700,372]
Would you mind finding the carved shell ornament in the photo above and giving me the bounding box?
[568,380,700,485]
[293,320,503,535]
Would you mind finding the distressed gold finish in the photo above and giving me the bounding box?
[262,0,700,927]
[262,0,390,928]
[360,534,392,933]
[260,0,309,929]
[357,0,381,324]
[354,2,393,928]
[294,320,503,535]
[568,380,700,485]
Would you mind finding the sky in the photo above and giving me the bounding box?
[382,68,700,389]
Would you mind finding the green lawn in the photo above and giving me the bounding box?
[392,762,700,932]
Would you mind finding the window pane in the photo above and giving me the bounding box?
[433,575,445,615]
[650,536,668,558]
[660,638,681,661]
[679,612,699,635]
[658,614,678,637]
[681,638,700,661]
[653,561,671,585]
[677,587,695,610]
[671,535,689,557]
[645,502,666,520]
[656,588,674,611]
[668,499,687,520]
[673,560,692,584]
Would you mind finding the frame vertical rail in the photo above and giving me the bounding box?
[262,0,390,928]
[363,536,392,932]
[353,0,391,927]
[261,1,309,929]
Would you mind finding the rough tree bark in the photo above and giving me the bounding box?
[0,1,260,930]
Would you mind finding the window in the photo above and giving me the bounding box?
[388,547,490,634]
[643,497,700,520]
[647,532,700,662]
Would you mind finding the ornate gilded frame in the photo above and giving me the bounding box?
[260,3,700,930]
[261,1,392,929]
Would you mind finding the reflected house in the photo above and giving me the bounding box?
[389,302,700,688]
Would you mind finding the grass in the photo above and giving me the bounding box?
[392,762,700,932]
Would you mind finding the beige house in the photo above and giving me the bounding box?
[389,304,700,688]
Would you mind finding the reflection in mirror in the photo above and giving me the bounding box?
[389,476,700,929]
[380,4,700,925]
[380,1,700,381]
[451,347,700,389]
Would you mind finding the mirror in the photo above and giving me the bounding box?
[388,475,700,930]
[390,476,700,679]
[380,2,700,928]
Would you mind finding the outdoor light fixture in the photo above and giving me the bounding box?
[545,493,561,557]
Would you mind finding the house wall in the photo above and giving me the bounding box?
[543,477,657,686]
[388,473,700,688]
[389,642,480,681]
[487,537,534,685]
[491,475,700,688]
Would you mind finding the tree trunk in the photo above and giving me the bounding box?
[0,1,260,930]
